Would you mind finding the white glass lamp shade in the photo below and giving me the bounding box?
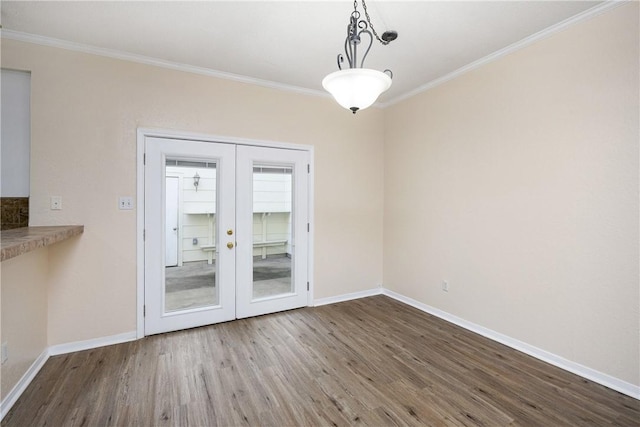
[322,68,392,113]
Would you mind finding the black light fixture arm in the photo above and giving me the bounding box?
[336,0,397,71]
[338,10,373,70]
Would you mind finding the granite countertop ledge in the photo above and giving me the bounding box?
[1,225,84,262]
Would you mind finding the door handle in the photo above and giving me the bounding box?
[227,242,234,249]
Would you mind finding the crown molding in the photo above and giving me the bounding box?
[0,29,330,100]
[0,0,626,110]
[379,0,627,108]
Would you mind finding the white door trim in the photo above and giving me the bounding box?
[136,128,315,339]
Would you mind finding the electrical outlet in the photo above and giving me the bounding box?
[119,196,134,210]
[442,280,449,292]
[50,196,62,210]
[1,342,8,365]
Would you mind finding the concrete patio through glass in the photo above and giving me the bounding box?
[164,255,292,312]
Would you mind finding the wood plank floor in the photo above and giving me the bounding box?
[3,296,639,426]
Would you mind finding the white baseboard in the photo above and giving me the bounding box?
[0,349,49,420]
[1,330,138,421]
[48,331,137,356]
[382,288,640,400]
[313,287,382,307]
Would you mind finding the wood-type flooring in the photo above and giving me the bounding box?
[3,295,639,426]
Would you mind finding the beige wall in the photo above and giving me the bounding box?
[0,248,48,398]
[384,3,639,386]
[1,38,385,346]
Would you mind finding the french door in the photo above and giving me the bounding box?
[144,137,309,335]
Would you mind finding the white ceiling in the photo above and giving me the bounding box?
[1,1,604,105]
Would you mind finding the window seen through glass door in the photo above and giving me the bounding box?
[164,159,219,312]
[251,165,293,300]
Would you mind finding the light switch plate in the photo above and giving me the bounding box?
[119,196,134,210]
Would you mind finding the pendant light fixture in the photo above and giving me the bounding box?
[322,0,397,114]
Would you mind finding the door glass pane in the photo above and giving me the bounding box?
[164,159,219,312]
[252,165,293,299]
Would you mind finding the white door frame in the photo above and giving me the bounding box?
[136,128,315,338]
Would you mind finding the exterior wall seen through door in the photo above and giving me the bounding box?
[166,164,292,265]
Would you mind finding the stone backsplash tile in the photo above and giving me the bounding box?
[1,197,29,230]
